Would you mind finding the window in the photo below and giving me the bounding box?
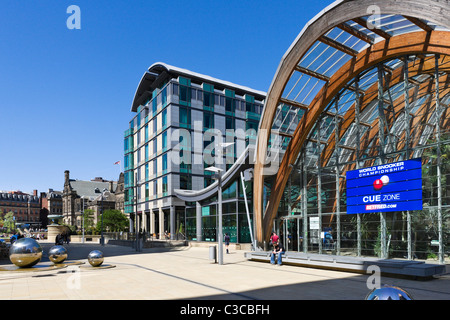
[145,183,149,199]
[152,97,157,114]
[162,131,167,149]
[145,125,148,141]
[154,180,158,196]
[225,97,234,112]
[203,91,213,108]
[162,109,167,127]
[180,175,192,190]
[226,117,235,130]
[153,118,157,133]
[153,159,157,175]
[145,164,149,180]
[179,107,191,126]
[162,154,168,172]
[180,85,191,103]
[203,112,214,129]
[145,144,149,161]
[153,139,157,154]
[161,87,167,105]
[162,176,168,194]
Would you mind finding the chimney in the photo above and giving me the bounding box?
[65,170,70,185]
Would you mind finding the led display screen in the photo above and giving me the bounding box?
[346,158,422,214]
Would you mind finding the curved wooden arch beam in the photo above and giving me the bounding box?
[339,73,450,171]
[258,30,450,243]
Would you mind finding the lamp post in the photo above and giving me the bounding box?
[134,172,140,252]
[204,141,234,265]
[81,196,86,243]
[205,166,224,265]
[98,189,109,246]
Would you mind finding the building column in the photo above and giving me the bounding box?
[150,210,155,235]
[170,205,175,240]
[159,207,164,239]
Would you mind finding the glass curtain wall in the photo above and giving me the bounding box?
[184,179,254,243]
[277,54,450,261]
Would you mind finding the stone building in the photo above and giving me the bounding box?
[62,170,125,229]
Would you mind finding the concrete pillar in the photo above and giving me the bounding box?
[159,207,164,239]
[150,210,155,235]
[170,206,175,240]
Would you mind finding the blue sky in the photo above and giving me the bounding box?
[0,0,333,194]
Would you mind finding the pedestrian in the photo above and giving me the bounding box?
[270,242,285,266]
[224,233,230,254]
[270,232,279,246]
[10,233,18,245]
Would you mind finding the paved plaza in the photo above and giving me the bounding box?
[0,241,449,301]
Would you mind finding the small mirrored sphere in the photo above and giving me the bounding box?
[366,286,413,300]
[48,245,68,264]
[9,238,43,268]
[88,250,104,267]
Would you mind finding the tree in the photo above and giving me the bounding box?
[83,209,96,234]
[96,209,128,232]
[3,212,15,233]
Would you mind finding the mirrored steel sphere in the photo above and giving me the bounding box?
[88,250,104,267]
[366,286,413,300]
[48,245,68,264]
[9,238,43,268]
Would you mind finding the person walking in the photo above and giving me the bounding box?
[224,233,231,254]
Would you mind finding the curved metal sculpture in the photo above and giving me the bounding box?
[88,250,104,267]
[9,238,43,268]
[48,245,68,264]
[253,0,450,245]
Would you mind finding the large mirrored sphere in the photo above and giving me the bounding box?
[9,238,43,268]
[48,245,68,264]
[88,250,104,267]
[366,286,413,300]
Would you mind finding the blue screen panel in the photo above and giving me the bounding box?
[346,158,422,214]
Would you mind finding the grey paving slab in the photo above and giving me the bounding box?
[0,241,448,301]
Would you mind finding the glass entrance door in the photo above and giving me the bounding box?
[282,216,303,252]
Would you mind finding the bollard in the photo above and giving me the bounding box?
[209,246,217,263]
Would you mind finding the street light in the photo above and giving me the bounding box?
[205,166,224,265]
[96,189,109,246]
[204,141,234,265]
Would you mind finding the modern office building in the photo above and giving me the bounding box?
[125,62,265,239]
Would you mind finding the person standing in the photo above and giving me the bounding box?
[224,233,231,254]
[270,232,279,246]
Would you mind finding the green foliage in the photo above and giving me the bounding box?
[96,209,128,232]
[3,211,15,233]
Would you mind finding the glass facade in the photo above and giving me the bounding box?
[185,179,253,243]
[271,55,450,261]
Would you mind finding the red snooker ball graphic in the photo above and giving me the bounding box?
[373,175,389,190]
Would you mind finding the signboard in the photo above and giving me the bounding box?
[309,217,320,230]
[346,158,422,214]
